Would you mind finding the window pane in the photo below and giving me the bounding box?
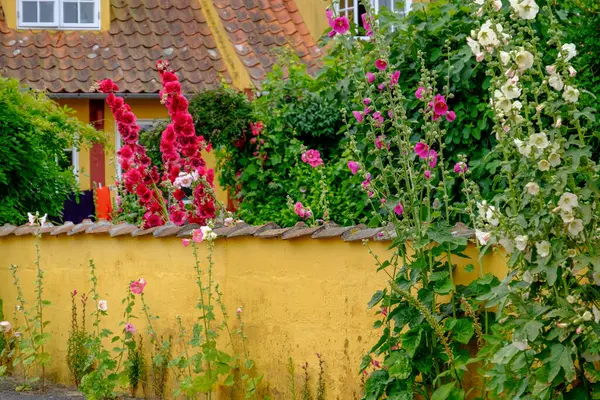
[80,2,94,23]
[39,1,55,23]
[22,1,38,23]
[63,2,78,23]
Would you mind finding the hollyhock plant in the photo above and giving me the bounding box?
[125,323,136,335]
[348,161,360,175]
[361,13,373,36]
[301,149,324,168]
[375,59,387,71]
[366,72,376,84]
[129,278,146,295]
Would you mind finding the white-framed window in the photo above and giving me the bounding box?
[18,0,100,29]
[57,146,80,183]
[115,119,163,179]
[337,0,412,32]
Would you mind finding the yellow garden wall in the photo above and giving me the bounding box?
[0,234,507,398]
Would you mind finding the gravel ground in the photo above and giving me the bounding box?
[0,378,84,400]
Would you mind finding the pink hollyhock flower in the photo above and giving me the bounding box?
[301,149,324,168]
[363,106,371,115]
[446,110,456,122]
[427,150,438,168]
[125,323,136,334]
[390,71,400,87]
[454,162,468,174]
[332,16,350,34]
[430,94,448,116]
[130,278,146,295]
[326,8,334,24]
[363,99,372,107]
[375,59,387,71]
[424,170,432,180]
[378,83,386,91]
[192,229,204,243]
[366,72,376,84]
[361,13,373,36]
[362,173,372,190]
[380,198,387,204]
[415,86,425,99]
[348,161,360,175]
[236,307,243,315]
[368,191,374,198]
[352,111,364,123]
[294,202,308,218]
[375,135,386,150]
[182,239,191,247]
[414,142,430,158]
[373,112,384,127]
[394,202,404,216]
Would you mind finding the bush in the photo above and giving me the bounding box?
[0,78,102,225]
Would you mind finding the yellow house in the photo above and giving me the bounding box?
[0,0,417,203]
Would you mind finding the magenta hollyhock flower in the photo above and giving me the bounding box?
[375,135,386,150]
[424,170,432,180]
[352,111,364,123]
[363,98,371,105]
[378,83,386,91]
[454,162,468,174]
[301,149,324,168]
[182,238,191,247]
[414,142,430,159]
[373,112,384,127]
[125,323,136,334]
[333,16,350,34]
[431,94,448,116]
[446,110,456,122]
[375,59,387,71]
[294,202,308,218]
[390,70,400,87]
[363,106,371,115]
[427,150,438,168]
[361,13,373,36]
[415,86,425,99]
[130,278,146,295]
[381,307,388,317]
[366,72,376,84]
[394,202,404,216]
[380,198,387,204]
[362,173,372,190]
[192,228,204,243]
[348,161,360,175]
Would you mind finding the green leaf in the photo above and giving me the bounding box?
[514,320,543,342]
[447,318,474,344]
[434,276,454,295]
[547,343,575,382]
[431,382,456,400]
[364,370,388,400]
[384,352,411,379]
[464,264,474,273]
[491,344,520,365]
[368,290,386,309]
[401,328,422,358]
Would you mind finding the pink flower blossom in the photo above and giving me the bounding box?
[332,16,350,34]
[236,307,243,315]
[361,13,373,36]
[428,94,448,118]
[366,72,376,84]
[375,59,387,71]
[378,83,386,91]
[125,323,136,334]
[427,150,438,168]
[372,112,384,127]
[375,135,387,150]
[301,149,324,168]
[380,198,387,204]
[362,173,372,190]
[363,98,371,105]
[394,202,404,216]
[352,111,364,123]
[381,307,388,317]
[182,238,191,247]
[446,110,456,122]
[424,170,432,180]
[130,278,146,295]
[192,229,204,243]
[414,142,430,158]
[415,86,425,99]
[348,161,360,175]
[294,202,310,219]
[390,71,400,87]
[454,162,468,174]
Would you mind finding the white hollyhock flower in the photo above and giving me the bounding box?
[501,77,521,100]
[522,270,533,283]
[98,300,108,311]
[512,100,522,111]
[477,200,488,216]
[548,152,561,167]
[466,37,481,57]
[494,90,513,113]
[562,86,580,103]
[525,182,540,195]
[545,65,557,75]
[476,230,492,246]
[477,20,500,47]
[538,160,550,171]
[568,66,577,77]
[512,0,539,19]
[39,213,47,227]
[500,51,510,65]
[474,0,484,4]
[515,49,534,71]
[583,311,593,322]
[514,139,533,157]
[558,192,578,212]
[529,132,549,149]
[548,74,564,91]
[486,206,500,226]
[560,43,577,61]
[515,235,528,251]
[568,219,584,237]
[200,226,217,241]
[536,240,551,257]
[28,212,36,225]
[492,0,503,11]
[561,209,574,224]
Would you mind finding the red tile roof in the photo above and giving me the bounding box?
[0,0,232,93]
[212,0,321,86]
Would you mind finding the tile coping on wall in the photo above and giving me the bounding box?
[0,220,474,242]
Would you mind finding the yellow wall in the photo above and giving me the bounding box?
[0,235,508,398]
[1,0,110,30]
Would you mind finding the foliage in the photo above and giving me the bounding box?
[111,180,144,226]
[0,78,103,225]
[188,84,253,148]
[138,119,168,173]
[150,335,171,399]
[127,336,146,397]
[67,290,91,387]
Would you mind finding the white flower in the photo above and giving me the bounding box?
[548,152,561,167]
[511,0,539,19]
[594,306,600,324]
[224,217,234,227]
[568,219,584,237]
[525,182,540,196]
[494,90,513,113]
[548,74,564,91]
[477,200,488,216]
[0,321,12,333]
[474,0,484,4]
[492,0,503,11]
[98,300,108,312]
[39,213,47,227]
[522,270,533,283]
[515,235,528,251]
[174,172,193,188]
[545,65,557,75]
[555,117,562,128]
[560,209,574,224]
[515,49,534,71]
[476,230,492,246]
[499,51,510,65]
[514,139,533,157]
[535,240,551,257]
[486,206,500,226]
[538,160,550,171]
[558,192,578,212]
[529,132,549,149]
[27,212,36,225]
[501,77,521,100]
[200,226,217,241]
[466,37,482,57]
[512,101,522,111]
[560,43,577,61]
[477,20,500,47]
[566,295,577,304]
[562,86,580,103]
[583,311,593,322]
[568,66,577,77]
[499,237,514,253]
